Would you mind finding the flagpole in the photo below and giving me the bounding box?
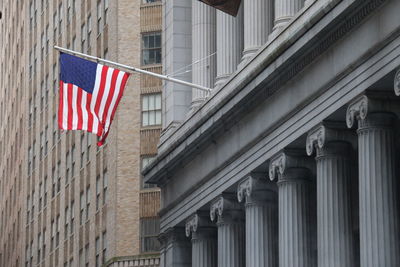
[54,46,212,93]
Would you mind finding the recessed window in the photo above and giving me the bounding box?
[141,32,161,65]
[142,94,161,127]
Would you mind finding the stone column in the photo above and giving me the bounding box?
[242,0,273,61]
[191,1,216,110]
[237,175,278,267]
[273,0,304,32]
[215,6,243,88]
[269,151,316,267]
[210,195,245,267]
[159,228,192,267]
[185,213,217,267]
[306,125,355,267]
[347,95,400,267]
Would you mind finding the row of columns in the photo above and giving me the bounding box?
[191,0,307,109]
[162,94,400,267]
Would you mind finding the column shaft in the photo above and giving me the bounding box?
[243,0,273,60]
[246,203,278,267]
[278,170,314,267]
[274,0,304,31]
[358,114,400,267]
[215,7,243,87]
[191,1,216,109]
[316,143,354,267]
[218,220,245,267]
[192,231,217,267]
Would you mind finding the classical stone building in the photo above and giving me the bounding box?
[0,0,161,266]
[144,0,400,266]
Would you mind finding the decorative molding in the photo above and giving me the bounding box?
[306,125,327,156]
[346,95,369,128]
[269,152,287,181]
[210,197,224,222]
[185,214,199,237]
[237,178,253,203]
[237,174,274,203]
[395,69,400,96]
[210,195,242,222]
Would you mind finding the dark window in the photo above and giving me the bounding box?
[142,32,161,65]
[140,217,160,253]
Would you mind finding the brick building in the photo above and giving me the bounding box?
[0,0,162,266]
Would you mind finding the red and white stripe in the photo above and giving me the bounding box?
[58,64,129,143]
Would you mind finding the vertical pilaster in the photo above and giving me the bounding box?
[269,152,316,267]
[243,0,273,61]
[215,6,243,88]
[159,228,192,267]
[274,0,304,32]
[191,1,216,110]
[210,195,245,267]
[162,0,192,136]
[347,96,400,267]
[186,213,217,267]
[237,176,278,267]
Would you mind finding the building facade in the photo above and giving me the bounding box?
[0,0,161,266]
[144,0,400,267]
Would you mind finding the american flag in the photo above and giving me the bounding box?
[59,53,130,146]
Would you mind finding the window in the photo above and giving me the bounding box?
[80,134,85,168]
[141,32,161,65]
[97,1,102,33]
[66,151,70,184]
[56,214,60,247]
[71,145,76,177]
[65,206,69,239]
[102,170,108,206]
[142,94,162,126]
[85,186,90,221]
[85,244,89,267]
[102,231,107,264]
[87,15,92,51]
[80,191,85,225]
[70,200,75,234]
[95,237,100,267]
[140,217,160,253]
[104,0,109,25]
[141,156,156,189]
[57,161,61,193]
[81,23,86,53]
[52,167,56,198]
[50,219,55,250]
[44,176,48,205]
[58,3,63,35]
[96,176,100,211]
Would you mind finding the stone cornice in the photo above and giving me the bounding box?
[144,0,388,185]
